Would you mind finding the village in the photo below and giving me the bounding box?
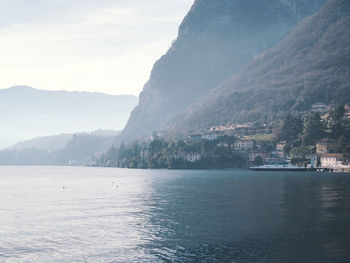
[98,103,350,171]
[184,103,350,172]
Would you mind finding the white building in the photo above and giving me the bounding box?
[234,140,255,151]
[311,102,328,113]
[174,153,201,163]
[320,153,344,168]
[276,141,287,151]
[202,134,218,141]
[276,141,287,157]
[185,153,202,163]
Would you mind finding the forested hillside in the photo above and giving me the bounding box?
[122,0,326,140]
[0,130,120,166]
[171,0,350,135]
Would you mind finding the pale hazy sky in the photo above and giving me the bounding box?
[0,0,194,95]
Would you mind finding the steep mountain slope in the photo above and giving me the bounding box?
[172,0,350,134]
[122,0,326,140]
[0,86,137,148]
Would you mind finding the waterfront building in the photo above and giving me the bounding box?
[249,151,269,163]
[320,153,344,168]
[276,141,287,157]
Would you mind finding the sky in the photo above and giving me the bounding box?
[0,0,194,96]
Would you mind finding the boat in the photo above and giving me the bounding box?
[250,158,307,171]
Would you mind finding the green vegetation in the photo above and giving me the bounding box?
[278,107,350,162]
[303,113,326,145]
[243,134,274,141]
[122,0,326,139]
[97,104,350,170]
[170,0,350,136]
[290,146,316,159]
[97,136,245,170]
[278,113,303,142]
[253,156,264,166]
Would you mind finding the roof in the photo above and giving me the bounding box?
[320,153,343,158]
[317,138,336,144]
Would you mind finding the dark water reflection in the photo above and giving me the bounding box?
[1,167,350,262]
[141,171,350,262]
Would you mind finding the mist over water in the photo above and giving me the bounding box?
[1,167,350,262]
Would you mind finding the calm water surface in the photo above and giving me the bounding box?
[0,166,350,262]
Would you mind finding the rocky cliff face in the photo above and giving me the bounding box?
[171,0,350,134]
[122,0,326,140]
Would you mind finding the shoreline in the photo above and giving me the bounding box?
[1,165,349,174]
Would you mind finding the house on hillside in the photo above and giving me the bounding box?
[217,142,230,148]
[202,133,218,141]
[343,104,350,120]
[276,141,287,157]
[311,102,328,113]
[254,126,272,135]
[232,127,255,137]
[234,140,255,151]
[175,153,201,163]
[185,153,201,163]
[188,134,202,142]
[316,139,337,155]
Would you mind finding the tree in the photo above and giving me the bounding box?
[278,113,303,142]
[341,145,350,157]
[330,105,345,122]
[330,105,346,139]
[303,112,326,145]
[149,138,165,154]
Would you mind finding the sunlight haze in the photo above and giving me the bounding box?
[0,0,194,95]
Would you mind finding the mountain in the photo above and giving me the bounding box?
[8,134,73,152]
[0,130,120,165]
[122,0,326,140]
[170,0,350,135]
[0,86,137,149]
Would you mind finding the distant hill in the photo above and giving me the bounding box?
[0,86,137,148]
[0,130,120,165]
[170,0,350,135]
[8,134,73,152]
[122,0,326,140]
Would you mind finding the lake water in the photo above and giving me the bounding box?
[1,167,350,263]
